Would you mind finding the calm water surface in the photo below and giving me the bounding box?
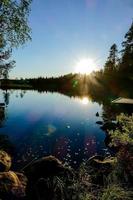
[0,90,109,169]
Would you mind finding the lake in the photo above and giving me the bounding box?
[0,89,124,170]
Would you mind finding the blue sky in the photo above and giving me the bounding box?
[11,0,133,78]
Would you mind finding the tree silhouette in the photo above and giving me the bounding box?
[120,22,133,76]
[104,44,118,74]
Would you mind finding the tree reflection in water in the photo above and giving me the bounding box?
[0,91,14,155]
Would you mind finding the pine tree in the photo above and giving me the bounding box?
[120,22,133,75]
[104,44,118,74]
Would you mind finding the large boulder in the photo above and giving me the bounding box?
[24,155,73,200]
[81,155,115,185]
[100,121,117,132]
[0,171,27,200]
[24,155,70,181]
[0,150,11,172]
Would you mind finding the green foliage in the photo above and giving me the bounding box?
[79,193,95,200]
[53,176,65,199]
[0,49,15,79]
[0,0,32,78]
[0,0,32,48]
[108,114,133,184]
[109,113,133,147]
[100,185,133,200]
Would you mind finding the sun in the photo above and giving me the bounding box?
[75,58,97,74]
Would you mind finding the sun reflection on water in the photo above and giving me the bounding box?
[81,97,89,105]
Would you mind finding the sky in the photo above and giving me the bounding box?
[11,0,133,78]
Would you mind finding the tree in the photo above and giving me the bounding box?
[0,0,32,48]
[120,22,133,75]
[0,0,32,79]
[0,49,15,79]
[104,44,118,74]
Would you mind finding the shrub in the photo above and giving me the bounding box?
[100,184,133,200]
[109,113,133,147]
[109,113,133,184]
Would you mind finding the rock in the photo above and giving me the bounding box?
[96,112,99,117]
[96,121,103,125]
[24,155,68,181]
[0,171,27,199]
[83,155,115,185]
[0,103,5,107]
[34,177,64,200]
[24,155,73,200]
[0,150,11,172]
[87,155,115,171]
[100,122,117,131]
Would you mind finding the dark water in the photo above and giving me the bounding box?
[0,89,130,170]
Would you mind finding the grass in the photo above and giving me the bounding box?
[100,184,133,200]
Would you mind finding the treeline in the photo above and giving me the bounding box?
[1,21,133,99]
[91,21,133,98]
[26,21,133,98]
